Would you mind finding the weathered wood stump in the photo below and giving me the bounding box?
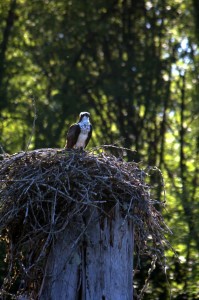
[40,207,134,300]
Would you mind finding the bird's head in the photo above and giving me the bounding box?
[79,112,90,123]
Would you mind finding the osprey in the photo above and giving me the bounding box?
[65,112,92,149]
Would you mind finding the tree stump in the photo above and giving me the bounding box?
[40,206,134,300]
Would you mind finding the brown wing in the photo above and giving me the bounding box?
[65,124,80,149]
[85,125,92,148]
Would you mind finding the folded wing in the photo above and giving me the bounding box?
[65,124,80,149]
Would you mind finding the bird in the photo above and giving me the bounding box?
[65,112,92,150]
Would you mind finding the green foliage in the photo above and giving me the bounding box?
[0,0,198,298]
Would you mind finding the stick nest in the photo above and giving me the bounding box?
[0,147,170,298]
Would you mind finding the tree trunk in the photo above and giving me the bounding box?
[40,206,134,300]
[0,0,17,109]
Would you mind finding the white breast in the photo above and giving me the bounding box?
[75,131,88,148]
[75,118,90,149]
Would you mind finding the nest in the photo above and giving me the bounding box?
[0,147,170,298]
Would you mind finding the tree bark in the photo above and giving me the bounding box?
[0,0,17,109]
[40,206,134,300]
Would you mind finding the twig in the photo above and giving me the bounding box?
[25,96,37,152]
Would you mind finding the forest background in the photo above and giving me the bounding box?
[0,0,198,299]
